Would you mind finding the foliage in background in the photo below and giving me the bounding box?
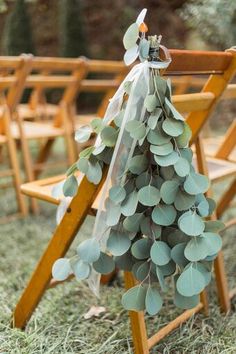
[2,0,35,55]
[58,0,88,58]
[180,0,236,49]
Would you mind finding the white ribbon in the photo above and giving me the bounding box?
[88,50,172,296]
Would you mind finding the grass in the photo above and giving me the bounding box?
[0,144,236,353]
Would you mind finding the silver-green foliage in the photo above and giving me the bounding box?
[52,58,223,317]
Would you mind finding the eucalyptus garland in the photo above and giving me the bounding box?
[52,9,224,315]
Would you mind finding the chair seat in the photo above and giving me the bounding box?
[21,155,236,211]
[17,104,59,119]
[11,121,64,140]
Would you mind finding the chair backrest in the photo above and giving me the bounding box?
[0,55,33,133]
[163,49,236,144]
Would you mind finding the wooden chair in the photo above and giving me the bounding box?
[0,55,33,219]
[12,49,236,353]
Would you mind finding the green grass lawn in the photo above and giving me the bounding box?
[0,151,236,353]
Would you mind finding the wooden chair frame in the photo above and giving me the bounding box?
[12,49,236,353]
[0,55,33,219]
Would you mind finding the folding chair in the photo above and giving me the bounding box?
[13,49,236,354]
[0,55,33,219]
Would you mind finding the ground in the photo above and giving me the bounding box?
[0,141,236,354]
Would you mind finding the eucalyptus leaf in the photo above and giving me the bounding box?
[131,238,152,260]
[144,94,158,112]
[156,266,168,292]
[105,199,121,226]
[176,265,205,297]
[174,290,200,309]
[162,118,184,137]
[72,259,91,280]
[128,155,148,174]
[171,243,189,267]
[154,151,179,167]
[135,171,151,189]
[122,285,147,311]
[147,122,171,145]
[101,126,118,147]
[174,189,195,211]
[160,180,179,204]
[79,146,94,159]
[139,38,150,61]
[204,220,225,232]
[93,252,115,274]
[123,213,143,232]
[140,217,162,238]
[86,161,102,184]
[109,185,126,204]
[176,122,192,148]
[184,172,209,195]
[138,185,160,206]
[178,211,205,236]
[150,241,171,266]
[63,175,78,197]
[124,45,139,66]
[126,120,146,140]
[52,258,72,281]
[75,125,92,143]
[165,97,184,121]
[123,23,139,50]
[107,230,131,256]
[184,237,208,262]
[121,190,138,217]
[76,158,89,174]
[148,109,162,129]
[150,142,173,156]
[145,286,163,315]
[202,232,222,256]
[77,239,100,263]
[174,157,190,177]
[152,204,177,226]
[91,118,103,134]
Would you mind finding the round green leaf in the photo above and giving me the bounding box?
[76,157,89,174]
[52,258,72,281]
[63,175,78,197]
[174,189,195,211]
[109,185,126,204]
[126,120,146,140]
[105,199,121,226]
[123,23,139,50]
[123,213,143,232]
[178,211,205,236]
[150,241,171,266]
[167,229,189,247]
[202,232,222,256]
[101,126,118,147]
[152,204,177,226]
[174,290,200,309]
[150,142,173,156]
[72,259,91,280]
[139,38,150,61]
[154,151,179,167]
[162,118,184,137]
[165,97,184,121]
[128,155,148,174]
[192,262,211,286]
[135,171,151,189]
[86,161,102,185]
[140,217,162,238]
[197,199,209,217]
[184,237,208,262]
[75,125,92,143]
[145,286,163,315]
[107,231,131,256]
[138,185,160,206]
[174,157,190,177]
[122,285,147,311]
[121,190,138,217]
[160,166,175,180]
[144,94,158,112]
[147,122,171,145]
[124,45,139,66]
[160,180,179,204]
[148,109,162,129]
[184,172,209,195]
[176,265,205,296]
[93,252,115,274]
[115,251,133,271]
[171,243,189,267]
[176,122,192,148]
[131,238,152,260]
[134,262,150,281]
[91,118,103,133]
[77,239,100,263]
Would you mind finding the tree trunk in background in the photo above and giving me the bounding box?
[2,0,35,55]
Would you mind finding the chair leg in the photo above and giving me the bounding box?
[61,104,77,165]
[214,250,231,313]
[124,272,149,354]
[34,138,55,178]
[4,111,28,216]
[216,178,236,218]
[12,170,107,329]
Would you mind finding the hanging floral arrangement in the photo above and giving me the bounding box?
[52,9,224,315]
